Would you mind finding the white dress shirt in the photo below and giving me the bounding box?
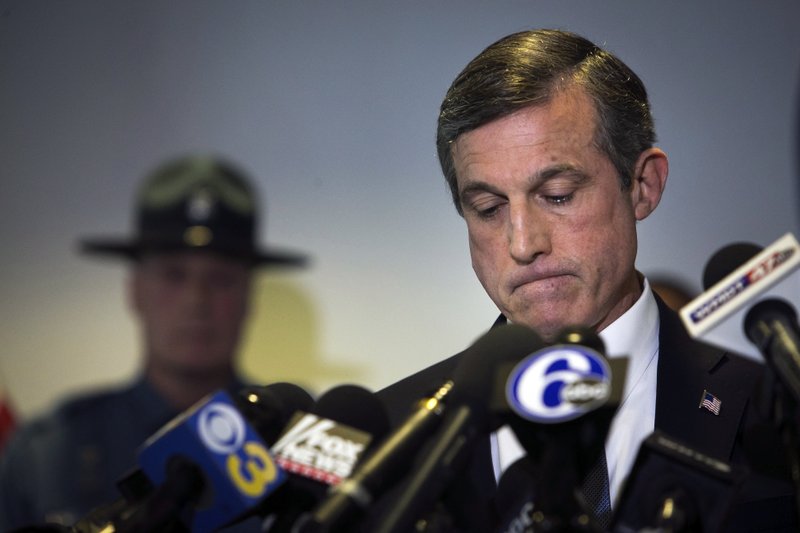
[491,277,660,508]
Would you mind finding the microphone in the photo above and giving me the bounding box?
[236,382,318,444]
[491,456,538,533]
[272,384,389,486]
[304,323,547,533]
[261,384,390,533]
[134,389,289,533]
[497,327,627,531]
[610,430,744,533]
[71,382,314,533]
[679,232,800,370]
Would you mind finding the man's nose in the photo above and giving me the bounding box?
[184,277,213,310]
[508,203,550,263]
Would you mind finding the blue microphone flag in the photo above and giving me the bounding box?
[138,390,286,532]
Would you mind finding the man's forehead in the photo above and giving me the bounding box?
[456,87,595,145]
[452,91,600,182]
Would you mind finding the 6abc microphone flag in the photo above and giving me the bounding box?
[494,328,625,533]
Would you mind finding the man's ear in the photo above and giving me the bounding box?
[631,147,668,221]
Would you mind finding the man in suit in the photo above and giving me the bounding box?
[377,29,796,531]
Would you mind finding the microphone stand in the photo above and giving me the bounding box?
[745,300,800,526]
[509,418,606,532]
[754,366,800,528]
[114,458,201,533]
[372,406,474,533]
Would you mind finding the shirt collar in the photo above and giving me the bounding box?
[129,374,251,429]
[598,276,660,399]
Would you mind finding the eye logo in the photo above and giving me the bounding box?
[197,402,247,454]
[506,345,611,423]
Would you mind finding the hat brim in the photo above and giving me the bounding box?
[80,238,308,267]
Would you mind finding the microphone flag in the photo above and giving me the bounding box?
[680,232,800,362]
[138,389,286,533]
[271,411,375,486]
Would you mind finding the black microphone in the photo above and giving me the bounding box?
[303,323,546,533]
[259,384,390,533]
[680,232,800,387]
[497,327,627,532]
[491,456,538,533]
[610,430,744,533]
[700,242,762,292]
[236,382,317,444]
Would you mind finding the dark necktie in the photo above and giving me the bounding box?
[581,448,612,530]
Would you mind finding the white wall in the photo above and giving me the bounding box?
[2,0,799,418]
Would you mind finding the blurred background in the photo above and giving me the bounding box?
[2,0,799,420]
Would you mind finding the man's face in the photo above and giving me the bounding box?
[130,250,252,376]
[452,88,654,341]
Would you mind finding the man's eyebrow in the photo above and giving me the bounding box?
[458,180,503,200]
[533,163,587,183]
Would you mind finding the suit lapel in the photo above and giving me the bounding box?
[655,297,753,460]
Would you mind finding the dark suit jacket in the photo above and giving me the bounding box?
[376,297,797,532]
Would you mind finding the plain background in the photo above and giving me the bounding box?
[2,1,799,419]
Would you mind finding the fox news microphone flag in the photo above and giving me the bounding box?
[261,384,389,533]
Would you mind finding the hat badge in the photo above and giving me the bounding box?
[184,188,215,247]
[187,188,215,223]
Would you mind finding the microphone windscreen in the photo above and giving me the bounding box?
[451,324,544,411]
[554,326,606,354]
[235,382,315,444]
[266,382,316,412]
[612,431,743,532]
[493,456,537,532]
[702,242,762,290]
[313,384,390,442]
[495,455,537,502]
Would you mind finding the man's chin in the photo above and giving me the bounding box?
[168,353,229,375]
[505,310,583,342]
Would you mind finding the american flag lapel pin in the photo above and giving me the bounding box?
[699,389,722,416]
